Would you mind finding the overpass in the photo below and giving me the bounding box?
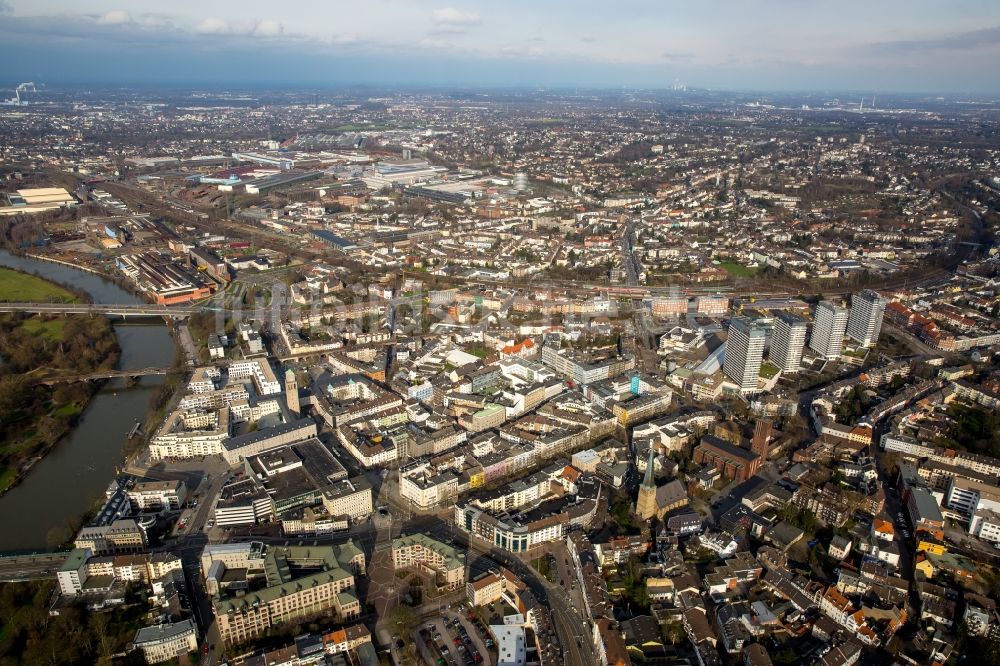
[35,367,173,385]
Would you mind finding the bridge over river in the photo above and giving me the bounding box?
[34,367,173,385]
[0,551,69,582]
[0,302,200,317]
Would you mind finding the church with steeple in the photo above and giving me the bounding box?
[635,446,689,522]
[635,447,659,521]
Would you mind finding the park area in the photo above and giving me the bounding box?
[0,266,79,303]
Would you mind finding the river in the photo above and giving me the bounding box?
[0,251,176,552]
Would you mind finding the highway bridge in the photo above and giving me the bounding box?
[0,302,201,317]
[35,367,173,385]
[0,552,68,583]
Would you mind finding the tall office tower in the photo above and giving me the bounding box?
[770,312,807,373]
[847,289,888,347]
[724,316,767,392]
[810,301,849,360]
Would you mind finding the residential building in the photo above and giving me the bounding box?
[847,289,887,348]
[57,549,91,595]
[127,480,187,512]
[74,519,147,555]
[392,533,467,591]
[810,301,849,360]
[770,312,807,373]
[723,317,766,393]
[132,619,199,664]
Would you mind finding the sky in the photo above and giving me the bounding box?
[1,0,1000,93]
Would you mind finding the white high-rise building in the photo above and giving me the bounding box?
[847,289,887,348]
[724,317,767,393]
[810,301,849,360]
[770,312,807,373]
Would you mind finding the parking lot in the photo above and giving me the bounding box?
[417,607,492,666]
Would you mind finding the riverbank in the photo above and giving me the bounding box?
[0,252,176,551]
[0,268,121,494]
[24,252,106,276]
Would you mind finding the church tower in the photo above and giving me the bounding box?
[285,368,299,417]
[636,446,658,521]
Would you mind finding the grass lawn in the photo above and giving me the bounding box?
[465,343,490,359]
[20,318,66,341]
[530,556,556,583]
[760,362,781,380]
[717,261,757,279]
[0,467,15,492]
[0,268,78,303]
[51,403,82,418]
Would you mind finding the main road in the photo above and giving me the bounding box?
[404,515,599,666]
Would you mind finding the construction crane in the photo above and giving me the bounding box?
[5,82,37,106]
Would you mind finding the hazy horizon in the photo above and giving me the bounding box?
[1,1,999,94]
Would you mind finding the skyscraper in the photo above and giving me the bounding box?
[724,316,767,392]
[770,311,807,373]
[847,289,887,348]
[810,301,849,360]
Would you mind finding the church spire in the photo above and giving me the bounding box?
[642,446,656,488]
[636,445,659,521]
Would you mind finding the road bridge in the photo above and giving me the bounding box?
[0,551,69,583]
[0,302,200,317]
[35,367,174,385]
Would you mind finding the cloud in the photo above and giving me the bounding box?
[431,7,481,33]
[195,17,284,38]
[138,14,172,30]
[326,33,360,45]
[253,20,283,38]
[97,10,132,26]
[661,51,694,63]
[869,26,1000,54]
[417,37,451,50]
[195,17,234,34]
[501,45,546,59]
[581,36,598,44]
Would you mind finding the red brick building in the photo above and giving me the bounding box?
[693,434,762,482]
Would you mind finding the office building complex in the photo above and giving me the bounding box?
[847,289,887,347]
[723,317,766,393]
[770,312,807,373]
[209,542,365,646]
[810,301,849,360]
